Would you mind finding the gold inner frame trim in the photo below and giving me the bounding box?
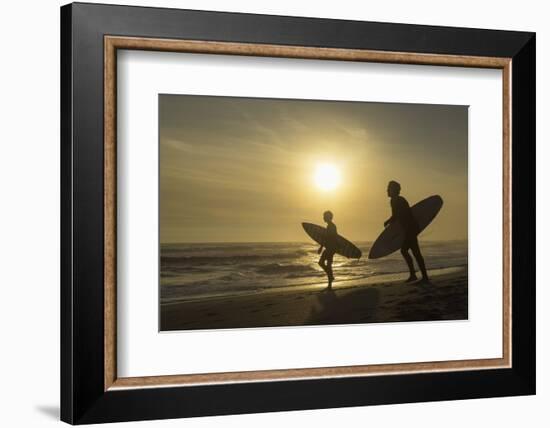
[104,35,512,391]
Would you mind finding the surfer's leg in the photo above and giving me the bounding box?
[318,251,328,276]
[400,240,417,281]
[410,237,429,281]
[326,252,335,283]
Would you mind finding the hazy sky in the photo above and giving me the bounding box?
[160,95,468,243]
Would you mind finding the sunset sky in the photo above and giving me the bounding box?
[160,95,468,243]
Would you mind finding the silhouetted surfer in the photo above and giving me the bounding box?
[384,181,430,283]
[318,210,337,288]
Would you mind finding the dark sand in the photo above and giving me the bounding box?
[160,266,468,331]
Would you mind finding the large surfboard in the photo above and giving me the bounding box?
[302,222,362,259]
[368,195,443,259]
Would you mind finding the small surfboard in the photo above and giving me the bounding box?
[368,195,443,259]
[302,222,362,259]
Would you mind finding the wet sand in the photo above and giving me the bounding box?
[160,266,468,331]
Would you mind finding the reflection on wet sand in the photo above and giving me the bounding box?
[160,266,467,331]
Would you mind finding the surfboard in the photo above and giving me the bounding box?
[302,222,362,259]
[368,195,443,259]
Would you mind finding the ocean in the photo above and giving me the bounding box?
[160,240,467,304]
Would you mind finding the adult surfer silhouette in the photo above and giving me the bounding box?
[317,210,337,289]
[384,181,430,283]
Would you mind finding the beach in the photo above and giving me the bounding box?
[160,265,468,331]
[157,95,470,332]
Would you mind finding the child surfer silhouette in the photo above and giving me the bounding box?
[318,210,338,289]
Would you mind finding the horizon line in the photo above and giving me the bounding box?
[160,238,468,245]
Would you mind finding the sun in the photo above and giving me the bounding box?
[314,163,341,191]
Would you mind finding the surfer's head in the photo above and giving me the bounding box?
[387,180,401,197]
[323,210,334,223]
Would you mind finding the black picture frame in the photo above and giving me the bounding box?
[61,2,535,424]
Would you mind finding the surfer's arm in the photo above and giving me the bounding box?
[385,198,398,226]
[317,244,323,254]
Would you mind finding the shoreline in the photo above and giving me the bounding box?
[161,265,468,331]
[162,265,466,305]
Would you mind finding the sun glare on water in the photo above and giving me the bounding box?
[314,163,341,191]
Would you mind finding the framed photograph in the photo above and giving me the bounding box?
[61,2,535,424]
